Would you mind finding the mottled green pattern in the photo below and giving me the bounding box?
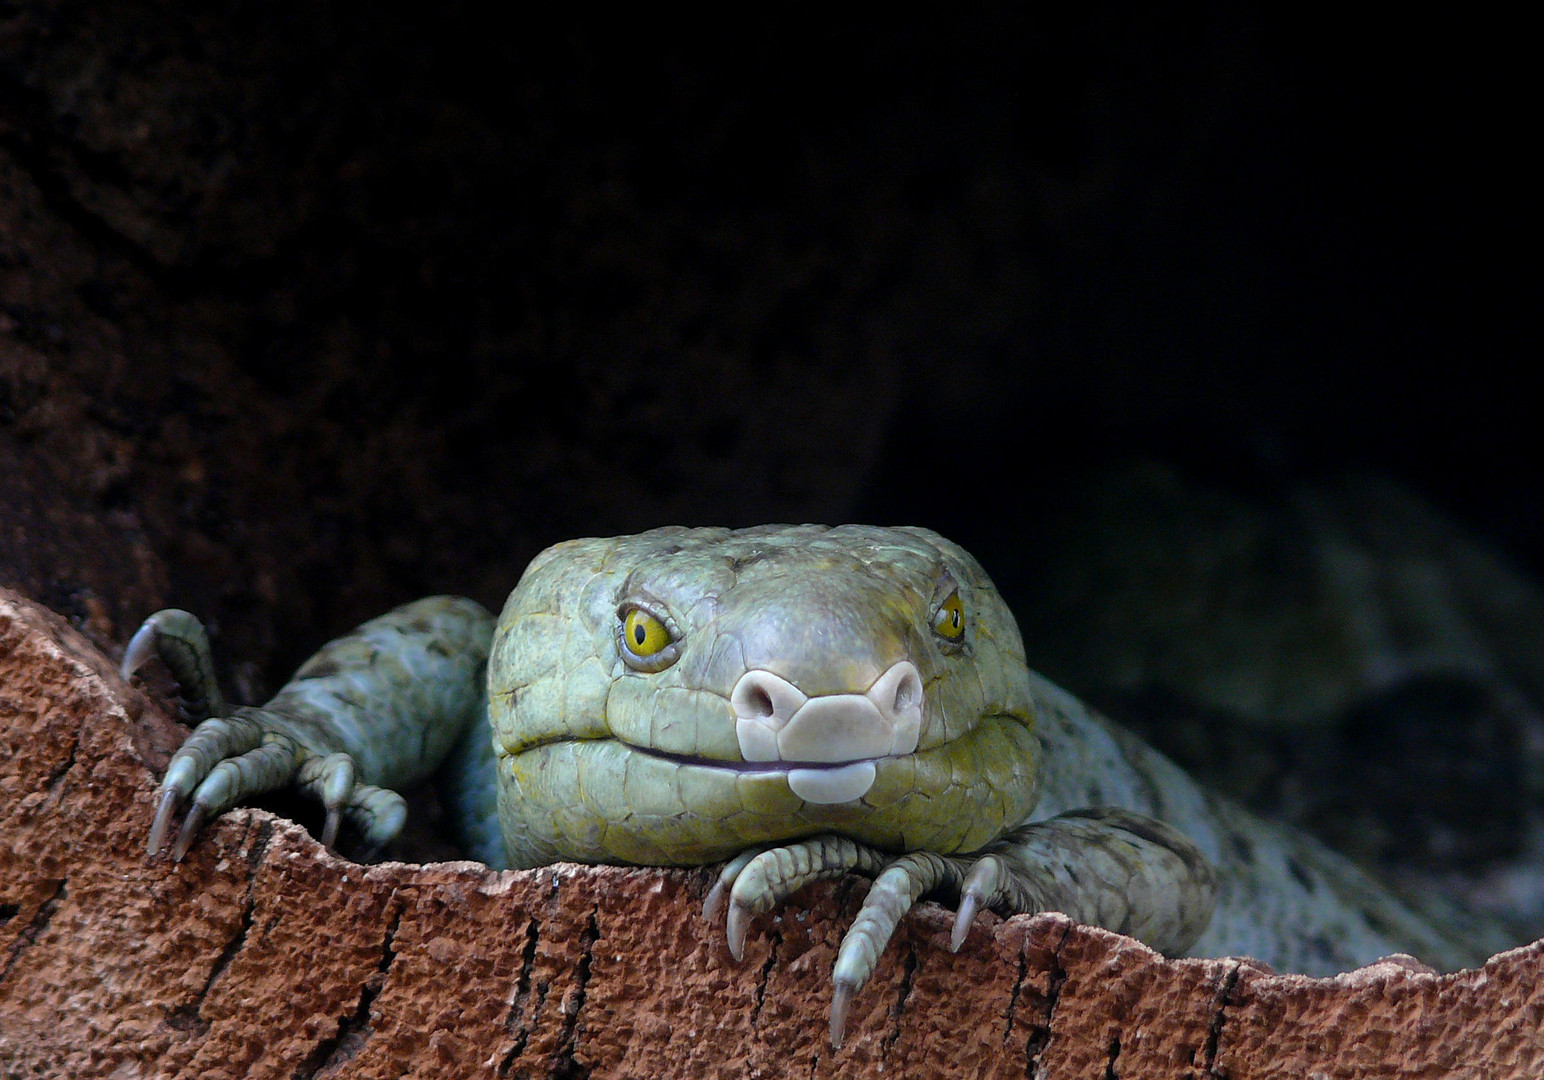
[135,597,491,858]
[270,595,492,788]
[488,526,1041,869]
[493,716,1040,868]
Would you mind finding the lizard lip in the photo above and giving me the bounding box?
[621,742,886,804]
[625,743,883,771]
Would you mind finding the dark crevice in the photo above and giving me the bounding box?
[0,878,66,983]
[1202,962,1242,1076]
[546,907,599,1080]
[195,817,275,1001]
[1104,1036,1122,1079]
[1023,923,1071,1080]
[245,817,278,874]
[162,1004,208,1036]
[880,944,919,1064]
[1001,923,1031,1044]
[497,917,542,1074]
[42,733,80,795]
[748,921,782,1031]
[291,895,403,1079]
[200,889,256,1000]
[379,904,403,973]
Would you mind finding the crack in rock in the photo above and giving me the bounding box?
[292,895,404,1078]
[1202,962,1242,1076]
[0,878,65,983]
[199,888,255,1003]
[546,906,599,1079]
[749,921,783,1031]
[498,916,543,1074]
[880,944,919,1065]
[1104,1035,1121,1080]
[42,732,79,796]
[1023,923,1071,1079]
[1001,925,1031,1045]
[193,819,275,1003]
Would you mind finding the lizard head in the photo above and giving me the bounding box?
[488,525,1039,868]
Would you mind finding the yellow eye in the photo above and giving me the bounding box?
[621,607,675,666]
[932,591,965,640]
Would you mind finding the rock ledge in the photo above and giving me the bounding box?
[2,588,1540,1079]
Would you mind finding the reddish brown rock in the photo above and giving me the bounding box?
[2,587,1542,1079]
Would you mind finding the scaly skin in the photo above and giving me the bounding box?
[127,525,1505,1048]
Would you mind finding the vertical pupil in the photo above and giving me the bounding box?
[633,620,648,646]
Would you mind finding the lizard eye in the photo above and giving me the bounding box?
[932,590,965,642]
[619,606,680,671]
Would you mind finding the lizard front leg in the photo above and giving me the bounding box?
[125,596,494,859]
[705,809,1217,1048]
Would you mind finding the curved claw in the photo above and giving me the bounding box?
[171,803,208,862]
[131,606,427,863]
[293,776,406,859]
[830,979,855,1050]
[702,878,729,927]
[320,808,342,850]
[706,840,965,1048]
[951,893,981,952]
[120,620,161,682]
[827,852,954,1047]
[147,785,185,856]
[120,609,228,720]
[719,840,857,963]
[726,902,751,962]
[303,752,357,851]
[337,782,408,852]
[147,715,264,858]
[146,716,302,859]
[952,853,1002,951]
[702,847,763,928]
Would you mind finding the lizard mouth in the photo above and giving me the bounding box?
[499,710,1039,865]
[620,742,889,804]
[694,661,925,804]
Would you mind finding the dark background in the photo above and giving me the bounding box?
[2,5,1537,683]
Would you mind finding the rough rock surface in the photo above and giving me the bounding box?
[2,587,1542,1079]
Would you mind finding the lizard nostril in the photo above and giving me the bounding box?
[890,668,922,715]
[731,669,807,724]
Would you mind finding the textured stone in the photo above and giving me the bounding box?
[2,587,1541,1079]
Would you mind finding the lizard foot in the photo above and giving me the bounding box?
[703,838,969,1049]
[147,711,298,858]
[145,710,408,859]
[701,811,1218,1049]
[126,609,408,859]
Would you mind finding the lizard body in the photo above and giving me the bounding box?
[127,524,1503,1046]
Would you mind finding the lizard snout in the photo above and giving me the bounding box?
[731,661,924,803]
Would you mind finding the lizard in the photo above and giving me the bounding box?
[122,524,1506,1047]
